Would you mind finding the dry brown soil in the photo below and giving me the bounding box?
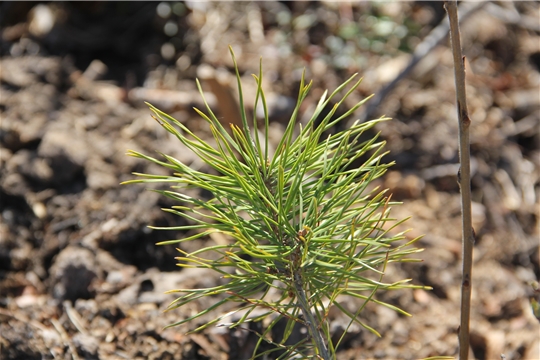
[1,2,539,360]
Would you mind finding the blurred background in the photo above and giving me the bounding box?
[1,2,538,359]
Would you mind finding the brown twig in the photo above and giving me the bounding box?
[484,2,540,32]
[359,1,485,123]
[444,2,474,360]
[51,318,81,360]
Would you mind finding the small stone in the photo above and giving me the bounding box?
[72,333,99,359]
[50,246,100,301]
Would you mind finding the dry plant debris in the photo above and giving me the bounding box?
[0,2,538,359]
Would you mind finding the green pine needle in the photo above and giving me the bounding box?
[123,47,427,358]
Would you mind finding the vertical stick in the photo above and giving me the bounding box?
[444,2,474,359]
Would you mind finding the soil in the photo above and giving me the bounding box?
[1,2,539,360]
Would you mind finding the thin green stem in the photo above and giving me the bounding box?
[293,271,330,360]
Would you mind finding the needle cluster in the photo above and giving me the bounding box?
[123,48,425,359]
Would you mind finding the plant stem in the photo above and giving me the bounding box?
[293,272,330,360]
[444,2,474,359]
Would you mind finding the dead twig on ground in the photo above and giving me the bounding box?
[51,318,81,360]
[444,1,474,359]
[360,1,485,123]
[484,2,540,32]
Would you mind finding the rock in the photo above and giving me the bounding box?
[7,149,54,184]
[17,113,48,145]
[72,333,100,359]
[38,128,88,185]
[1,172,30,197]
[85,158,118,190]
[74,298,99,322]
[0,128,23,152]
[50,246,100,301]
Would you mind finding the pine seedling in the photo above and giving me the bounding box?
[123,48,426,359]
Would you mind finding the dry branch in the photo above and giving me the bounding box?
[360,1,485,123]
[444,1,474,359]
